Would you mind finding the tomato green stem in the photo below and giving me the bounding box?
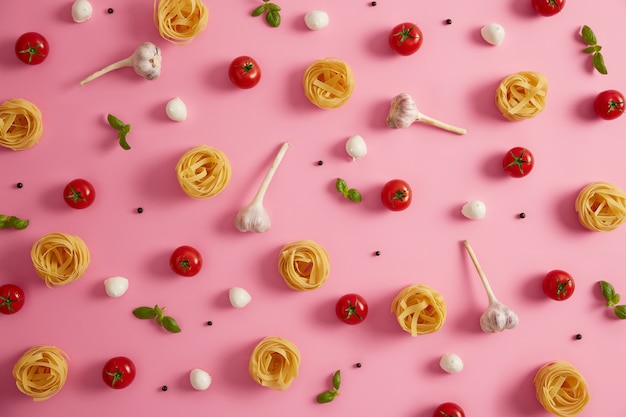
[19,42,45,63]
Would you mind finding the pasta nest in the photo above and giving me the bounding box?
[249,336,301,391]
[391,284,447,336]
[495,71,548,121]
[303,58,355,109]
[278,240,330,291]
[0,98,43,150]
[575,181,626,232]
[154,0,209,44]
[31,232,90,287]
[176,145,231,198]
[13,346,69,402]
[534,361,590,417]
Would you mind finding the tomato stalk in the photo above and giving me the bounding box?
[18,42,45,63]
[392,25,419,44]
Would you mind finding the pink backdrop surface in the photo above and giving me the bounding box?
[2,1,625,416]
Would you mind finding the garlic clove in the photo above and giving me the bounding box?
[166,97,187,122]
[304,10,330,30]
[71,0,93,23]
[481,23,505,46]
[480,301,519,333]
[104,276,129,297]
[345,134,367,160]
[461,200,486,219]
[189,368,212,391]
[229,287,252,308]
[439,353,464,373]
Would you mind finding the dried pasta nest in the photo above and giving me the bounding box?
[248,336,301,391]
[31,232,90,287]
[534,361,589,417]
[176,145,231,198]
[495,71,548,121]
[154,0,209,44]
[575,181,626,232]
[278,239,330,291]
[390,283,447,336]
[0,98,43,150]
[303,58,355,109]
[13,346,69,402]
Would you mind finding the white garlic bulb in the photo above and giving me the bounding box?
[345,134,367,160]
[166,97,187,121]
[189,369,212,391]
[304,10,329,30]
[104,276,129,297]
[461,200,486,219]
[439,353,464,373]
[481,23,505,46]
[71,0,93,23]
[480,301,519,333]
[229,287,252,308]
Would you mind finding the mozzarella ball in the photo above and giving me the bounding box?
[439,353,464,373]
[304,10,329,30]
[104,276,129,298]
[229,287,252,308]
[189,368,212,390]
[71,0,93,23]
[165,97,187,122]
[461,200,486,220]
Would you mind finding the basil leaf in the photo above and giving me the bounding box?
[266,10,281,27]
[600,281,615,302]
[0,215,7,229]
[612,294,622,306]
[162,316,181,333]
[133,307,157,319]
[107,114,126,131]
[336,178,348,194]
[614,305,626,319]
[332,370,341,390]
[593,52,608,74]
[581,25,596,46]
[9,216,29,230]
[266,3,281,11]
[251,5,266,16]
[118,131,131,150]
[582,46,596,54]
[347,189,362,203]
[316,390,337,403]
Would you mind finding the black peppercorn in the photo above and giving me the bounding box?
[519,213,526,219]
[207,321,213,326]
[445,19,452,24]
[575,334,582,340]
[356,363,362,368]
[107,8,114,14]
[371,1,377,6]
[374,251,381,256]
[317,160,324,166]
[137,207,144,214]
[16,182,23,188]
[161,385,168,391]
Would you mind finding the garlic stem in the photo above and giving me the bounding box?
[79,57,133,86]
[79,42,161,86]
[416,112,467,135]
[250,141,290,207]
[462,240,497,304]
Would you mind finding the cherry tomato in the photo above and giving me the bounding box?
[15,32,49,65]
[542,270,575,301]
[434,402,465,417]
[531,0,565,16]
[593,89,625,120]
[170,245,203,277]
[228,56,261,89]
[0,284,25,314]
[502,147,534,178]
[102,356,136,389]
[335,293,368,325]
[63,178,96,209]
[381,179,412,211]
[388,22,423,56]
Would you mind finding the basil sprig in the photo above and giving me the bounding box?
[133,305,181,333]
[107,114,132,150]
[580,25,607,75]
[316,370,341,403]
[600,281,626,319]
[251,0,281,27]
[336,178,362,203]
[0,215,29,230]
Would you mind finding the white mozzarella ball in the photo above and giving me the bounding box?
[229,287,252,308]
[304,10,329,30]
[165,97,188,122]
[345,134,367,160]
[104,276,129,298]
[71,0,93,23]
[439,353,464,373]
[189,368,212,391]
[461,200,486,220]
[481,23,505,46]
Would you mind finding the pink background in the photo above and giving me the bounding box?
[2,1,626,416]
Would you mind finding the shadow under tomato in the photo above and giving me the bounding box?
[574,94,596,120]
[521,272,548,302]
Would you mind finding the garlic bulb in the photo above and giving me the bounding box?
[463,240,519,333]
[345,134,367,160]
[71,0,93,23]
[461,200,486,219]
[481,23,505,46]
[79,42,161,86]
[104,276,129,298]
[304,10,329,30]
[189,369,212,391]
[439,353,464,373]
[166,97,187,121]
[229,287,252,308]
[386,93,467,135]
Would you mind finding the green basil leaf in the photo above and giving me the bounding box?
[316,390,337,403]
[251,5,266,16]
[593,52,608,74]
[336,178,348,194]
[266,10,281,27]
[332,370,341,390]
[581,25,596,46]
[266,3,281,11]
[107,114,126,131]
[0,215,8,229]
[118,131,131,150]
[347,189,362,203]
[162,316,181,333]
[8,216,29,230]
[600,281,615,302]
[612,294,622,306]
[614,305,626,319]
[133,306,157,319]
[582,46,596,54]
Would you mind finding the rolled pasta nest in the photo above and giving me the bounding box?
[495,71,547,121]
[575,181,626,232]
[391,284,447,336]
[154,0,209,44]
[278,239,330,291]
[176,145,231,198]
[0,98,43,150]
[303,58,355,109]
[13,345,69,401]
[534,361,589,417]
[249,336,301,391]
[31,232,90,287]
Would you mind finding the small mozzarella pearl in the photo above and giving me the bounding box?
[189,369,212,390]
[165,97,187,122]
[439,353,464,373]
[461,200,486,219]
[229,287,252,308]
[304,10,329,30]
[71,0,93,23]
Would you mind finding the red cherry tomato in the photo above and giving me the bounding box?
[542,270,575,301]
[0,284,25,314]
[335,293,368,325]
[228,56,261,89]
[102,356,136,389]
[433,402,465,417]
[388,22,423,56]
[593,90,625,120]
[63,178,96,209]
[502,147,534,178]
[15,32,49,65]
[531,0,565,16]
[381,179,412,211]
[170,245,203,277]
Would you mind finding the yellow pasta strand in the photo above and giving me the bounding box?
[575,181,626,232]
[391,284,447,336]
[303,58,355,109]
[278,240,330,291]
[495,71,548,121]
[249,336,300,391]
[13,346,69,402]
[31,232,90,287]
[534,361,589,417]
[0,98,43,150]
[176,145,231,198]
[154,0,208,44]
